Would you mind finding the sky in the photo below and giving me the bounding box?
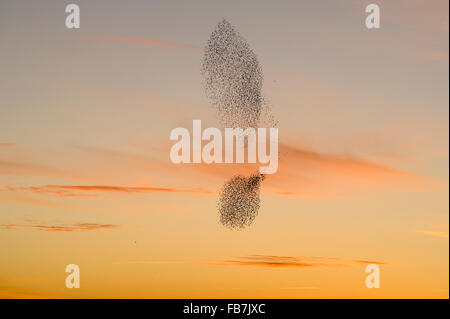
[0,0,448,298]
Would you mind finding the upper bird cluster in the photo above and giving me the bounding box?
[201,19,263,129]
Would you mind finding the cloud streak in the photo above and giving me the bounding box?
[0,223,119,232]
[414,229,449,239]
[210,255,386,268]
[112,260,184,265]
[2,140,437,201]
[0,160,71,179]
[5,184,215,197]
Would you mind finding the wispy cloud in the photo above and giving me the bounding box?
[156,140,427,177]
[414,229,449,239]
[0,223,119,232]
[0,224,17,230]
[352,260,387,265]
[112,260,184,265]
[0,277,50,298]
[0,285,46,299]
[2,139,435,201]
[0,160,70,179]
[5,184,215,197]
[209,255,386,268]
[278,143,417,179]
[71,140,438,200]
[180,142,436,198]
[80,34,200,51]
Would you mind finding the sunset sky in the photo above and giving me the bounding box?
[0,0,448,298]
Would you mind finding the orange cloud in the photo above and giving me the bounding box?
[178,142,435,197]
[352,260,387,265]
[277,143,419,181]
[209,255,385,268]
[0,285,46,299]
[158,140,419,177]
[6,184,215,197]
[112,261,184,265]
[0,224,17,230]
[0,160,71,179]
[0,276,52,298]
[69,140,438,200]
[7,140,433,201]
[414,230,449,239]
[0,223,119,232]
